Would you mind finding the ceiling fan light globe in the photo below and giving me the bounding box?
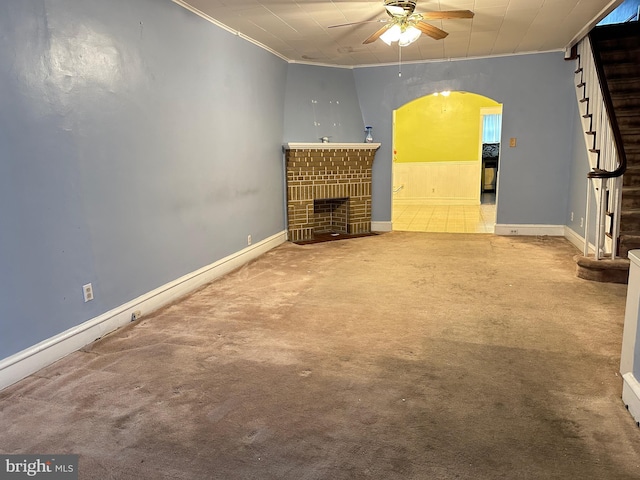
[399,25,422,46]
[380,24,402,45]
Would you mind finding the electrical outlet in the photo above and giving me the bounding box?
[131,310,142,322]
[571,212,574,222]
[247,235,252,246]
[510,229,519,235]
[82,283,94,303]
[580,217,584,227]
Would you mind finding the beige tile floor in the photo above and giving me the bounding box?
[393,196,496,234]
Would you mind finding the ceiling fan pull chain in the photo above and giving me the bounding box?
[398,43,402,77]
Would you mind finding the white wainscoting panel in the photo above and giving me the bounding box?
[393,161,481,206]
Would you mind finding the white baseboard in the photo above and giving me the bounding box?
[371,221,392,232]
[0,231,287,391]
[623,373,640,426]
[564,226,595,253]
[494,224,566,236]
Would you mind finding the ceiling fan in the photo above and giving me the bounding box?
[329,1,474,47]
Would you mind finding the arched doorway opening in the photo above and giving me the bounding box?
[391,91,502,233]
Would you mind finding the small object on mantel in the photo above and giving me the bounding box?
[365,126,373,143]
[321,136,330,143]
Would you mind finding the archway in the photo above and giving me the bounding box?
[391,91,503,233]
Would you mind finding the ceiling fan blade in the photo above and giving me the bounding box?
[419,10,474,20]
[363,24,392,44]
[328,19,386,28]
[415,21,449,40]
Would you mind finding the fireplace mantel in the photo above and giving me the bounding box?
[284,142,381,151]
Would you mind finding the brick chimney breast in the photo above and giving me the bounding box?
[284,143,380,242]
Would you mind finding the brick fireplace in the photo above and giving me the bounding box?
[284,143,380,242]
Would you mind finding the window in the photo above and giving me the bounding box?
[482,114,502,143]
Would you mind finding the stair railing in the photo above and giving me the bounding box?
[574,33,626,260]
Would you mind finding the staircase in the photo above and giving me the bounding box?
[594,23,640,257]
[573,22,640,283]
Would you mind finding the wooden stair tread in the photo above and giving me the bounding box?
[620,208,640,215]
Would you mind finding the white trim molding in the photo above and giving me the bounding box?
[494,224,566,236]
[171,0,289,62]
[0,231,287,391]
[564,226,595,253]
[371,221,392,232]
[623,373,640,426]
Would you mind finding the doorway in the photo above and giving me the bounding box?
[391,91,502,233]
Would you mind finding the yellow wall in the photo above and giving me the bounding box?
[394,92,500,163]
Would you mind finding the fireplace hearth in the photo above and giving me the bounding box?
[283,143,380,243]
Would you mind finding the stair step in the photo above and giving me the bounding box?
[612,91,640,103]
[622,130,640,143]
[620,210,640,232]
[624,168,640,186]
[607,78,640,94]
[615,106,640,116]
[622,189,640,208]
[601,50,640,64]
[593,27,640,53]
[619,233,640,258]
[625,146,640,156]
[601,62,640,79]
[574,254,629,283]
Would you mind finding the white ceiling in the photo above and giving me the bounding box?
[173,0,622,66]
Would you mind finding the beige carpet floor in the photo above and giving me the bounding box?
[1,232,639,479]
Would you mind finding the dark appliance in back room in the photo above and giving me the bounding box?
[482,142,499,192]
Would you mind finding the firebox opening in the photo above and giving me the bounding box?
[313,197,349,235]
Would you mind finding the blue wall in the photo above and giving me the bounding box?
[283,64,365,143]
[0,0,287,359]
[352,53,577,225]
